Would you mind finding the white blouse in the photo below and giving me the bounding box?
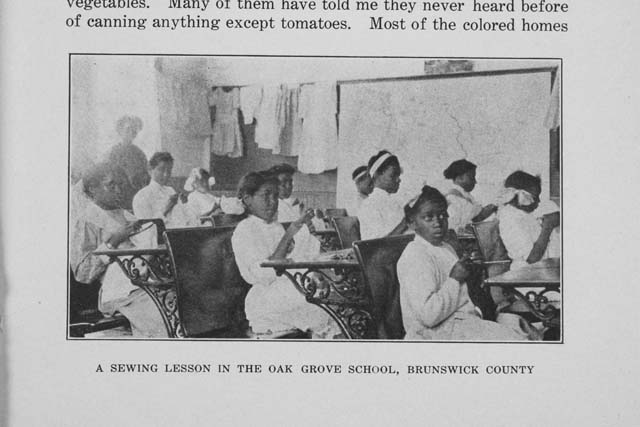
[445,184,483,232]
[497,204,560,270]
[357,188,405,240]
[397,236,476,340]
[231,215,322,332]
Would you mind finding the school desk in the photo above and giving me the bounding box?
[484,257,561,325]
[260,249,371,339]
[93,245,182,337]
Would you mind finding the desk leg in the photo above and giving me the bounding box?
[494,286,560,324]
[277,268,373,339]
[140,285,184,338]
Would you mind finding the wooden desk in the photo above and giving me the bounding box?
[93,245,182,337]
[261,250,372,339]
[484,257,560,323]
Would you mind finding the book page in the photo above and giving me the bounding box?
[1,0,639,425]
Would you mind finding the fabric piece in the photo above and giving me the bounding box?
[277,197,303,223]
[254,85,282,151]
[231,215,332,335]
[357,188,405,240]
[297,82,338,174]
[276,85,303,156]
[209,87,243,158]
[396,235,527,341]
[240,85,263,125]
[445,184,484,233]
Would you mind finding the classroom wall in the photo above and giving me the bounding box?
[336,69,556,215]
[70,56,162,179]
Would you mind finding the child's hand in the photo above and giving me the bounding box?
[292,209,315,230]
[449,255,471,283]
[105,222,138,247]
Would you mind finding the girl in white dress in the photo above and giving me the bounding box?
[231,171,338,338]
[183,168,244,226]
[357,150,408,239]
[396,185,533,341]
[443,159,497,233]
[497,171,560,270]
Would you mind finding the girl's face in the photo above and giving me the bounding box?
[276,173,293,199]
[455,169,477,193]
[375,165,402,194]
[90,172,127,210]
[150,160,173,186]
[409,200,449,246]
[244,182,279,223]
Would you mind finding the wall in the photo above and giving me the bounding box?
[336,69,556,215]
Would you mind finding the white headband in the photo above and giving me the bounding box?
[353,170,368,182]
[369,153,393,178]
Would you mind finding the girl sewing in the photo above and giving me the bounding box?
[357,150,408,239]
[70,162,174,338]
[396,185,533,341]
[183,167,244,226]
[443,159,497,233]
[497,171,560,270]
[231,171,338,338]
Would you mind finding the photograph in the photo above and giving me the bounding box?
[68,55,562,342]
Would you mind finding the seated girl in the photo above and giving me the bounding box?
[231,171,338,338]
[133,152,189,244]
[70,162,174,338]
[183,167,244,226]
[396,185,534,341]
[357,150,408,239]
[266,163,303,223]
[443,159,497,233]
[497,171,560,270]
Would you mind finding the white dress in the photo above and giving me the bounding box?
[209,87,242,158]
[132,180,189,245]
[231,215,336,336]
[185,191,245,226]
[396,235,527,341]
[357,188,405,240]
[497,205,560,270]
[445,184,483,233]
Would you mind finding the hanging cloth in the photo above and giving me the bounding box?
[275,85,303,156]
[208,87,243,158]
[240,85,263,125]
[255,84,286,151]
[297,82,338,174]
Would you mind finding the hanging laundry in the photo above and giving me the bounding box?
[209,87,243,158]
[240,85,262,125]
[255,84,283,151]
[275,85,303,156]
[297,82,338,174]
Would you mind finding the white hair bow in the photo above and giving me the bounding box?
[496,188,535,206]
[183,168,202,192]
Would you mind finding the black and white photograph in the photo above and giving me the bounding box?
[68,55,561,341]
